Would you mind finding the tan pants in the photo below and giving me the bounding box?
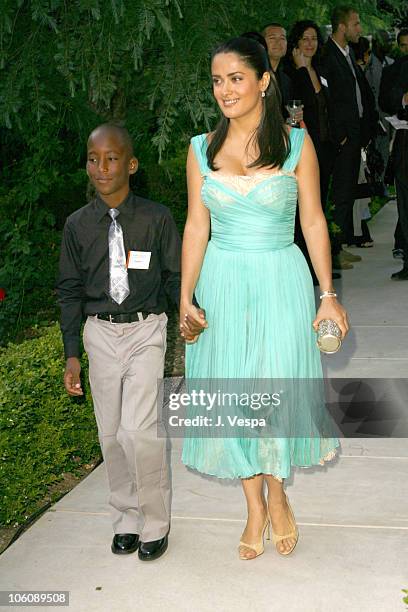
[83,313,170,541]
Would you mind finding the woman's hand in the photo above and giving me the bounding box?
[179,303,208,344]
[312,298,349,340]
[292,48,307,69]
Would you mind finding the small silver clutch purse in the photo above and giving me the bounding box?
[317,319,342,354]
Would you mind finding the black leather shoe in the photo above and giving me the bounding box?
[393,249,405,260]
[138,534,168,561]
[111,533,139,555]
[391,267,408,280]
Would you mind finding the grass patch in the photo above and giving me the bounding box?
[0,324,100,527]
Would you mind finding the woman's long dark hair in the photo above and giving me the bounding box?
[349,36,370,65]
[207,36,290,172]
[287,20,324,68]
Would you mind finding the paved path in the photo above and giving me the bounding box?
[0,202,407,612]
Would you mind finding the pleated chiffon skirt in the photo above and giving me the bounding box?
[182,241,339,480]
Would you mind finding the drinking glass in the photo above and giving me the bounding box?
[286,99,302,127]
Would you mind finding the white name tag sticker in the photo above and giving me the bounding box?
[320,76,328,87]
[127,250,151,270]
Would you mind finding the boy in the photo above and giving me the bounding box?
[57,124,202,561]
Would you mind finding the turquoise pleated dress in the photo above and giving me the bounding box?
[182,128,339,480]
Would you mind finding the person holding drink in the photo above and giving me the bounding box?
[286,20,335,207]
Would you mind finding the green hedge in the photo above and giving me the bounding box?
[0,324,99,526]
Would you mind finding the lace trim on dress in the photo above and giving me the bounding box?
[263,448,338,483]
[318,448,337,465]
[208,170,296,196]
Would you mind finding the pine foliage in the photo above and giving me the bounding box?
[0,0,395,342]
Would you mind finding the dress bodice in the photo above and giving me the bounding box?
[191,129,305,252]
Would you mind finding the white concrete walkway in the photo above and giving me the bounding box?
[0,202,407,612]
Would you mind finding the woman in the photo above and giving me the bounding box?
[180,37,348,561]
[349,36,371,68]
[286,21,342,281]
[286,20,333,207]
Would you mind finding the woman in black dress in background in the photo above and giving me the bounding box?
[286,21,339,281]
[286,20,335,207]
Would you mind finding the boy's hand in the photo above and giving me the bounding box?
[64,357,83,396]
[184,308,207,335]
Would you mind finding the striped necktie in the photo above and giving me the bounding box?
[108,208,130,305]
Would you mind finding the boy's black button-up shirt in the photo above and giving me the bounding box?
[56,191,181,359]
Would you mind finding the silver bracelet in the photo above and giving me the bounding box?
[320,291,337,300]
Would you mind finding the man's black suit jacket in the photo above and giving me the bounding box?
[379,56,408,178]
[321,37,376,147]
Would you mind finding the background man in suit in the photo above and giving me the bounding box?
[380,30,408,262]
[262,23,293,116]
[321,5,377,269]
[397,28,408,57]
[380,55,408,279]
[365,31,394,200]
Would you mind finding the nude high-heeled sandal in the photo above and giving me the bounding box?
[238,516,271,560]
[269,494,298,556]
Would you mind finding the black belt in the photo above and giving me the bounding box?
[91,311,151,324]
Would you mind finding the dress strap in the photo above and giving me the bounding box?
[190,134,210,176]
[282,128,306,172]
